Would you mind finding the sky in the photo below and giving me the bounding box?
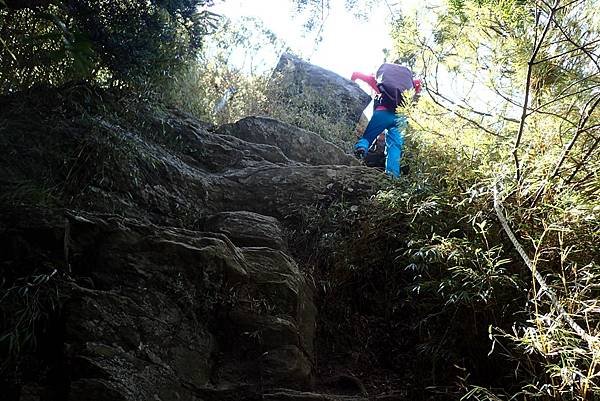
[210,0,396,82]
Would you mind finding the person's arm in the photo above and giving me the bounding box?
[351,71,379,93]
[412,79,422,94]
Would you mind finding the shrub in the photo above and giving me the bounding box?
[0,0,219,93]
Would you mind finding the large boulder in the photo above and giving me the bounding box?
[207,165,380,218]
[217,116,359,166]
[271,53,371,138]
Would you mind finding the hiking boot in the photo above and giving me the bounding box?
[354,148,366,160]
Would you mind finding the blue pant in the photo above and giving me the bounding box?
[354,109,407,178]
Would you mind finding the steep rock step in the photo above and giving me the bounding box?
[1,208,316,400]
[0,91,383,226]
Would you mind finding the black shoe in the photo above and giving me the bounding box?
[354,148,366,160]
[401,164,410,175]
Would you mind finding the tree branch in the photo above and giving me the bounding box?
[530,94,600,206]
[426,87,508,138]
[552,18,600,73]
[428,86,520,123]
[528,80,600,115]
[493,182,597,347]
[550,94,600,179]
[533,38,600,66]
[513,0,560,183]
[566,132,600,185]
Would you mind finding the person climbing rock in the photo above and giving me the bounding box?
[351,62,421,178]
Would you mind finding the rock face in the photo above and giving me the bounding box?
[0,84,383,401]
[217,116,359,166]
[272,53,371,134]
[1,208,316,401]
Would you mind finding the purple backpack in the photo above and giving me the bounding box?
[375,63,414,109]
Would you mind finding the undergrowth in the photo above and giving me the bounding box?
[0,268,65,374]
[288,173,526,399]
[287,104,600,400]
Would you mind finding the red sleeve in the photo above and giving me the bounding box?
[351,72,379,93]
[412,79,422,94]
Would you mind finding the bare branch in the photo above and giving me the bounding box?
[529,80,600,114]
[490,80,523,109]
[493,182,598,347]
[426,87,507,138]
[530,94,600,206]
[427,86,520,123]
[533,38,600,66]
[514,0,561,183]
[566,132,600,185]
[550,94,600,179]
[571,170,596,190]
[553,18,600,73]
[556,0,586,12]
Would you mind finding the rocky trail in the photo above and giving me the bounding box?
[0,56,412,400]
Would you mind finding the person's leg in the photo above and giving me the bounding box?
[354,110,397,155]
[384,115,407,178]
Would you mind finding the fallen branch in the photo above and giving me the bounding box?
[493,182,597,347]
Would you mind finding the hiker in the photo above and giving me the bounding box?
[351,63,421,177]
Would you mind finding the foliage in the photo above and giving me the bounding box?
[0,0,219,93]
[286,120,527,397]
[162,16,285,124]
[1,0,599,399]
[0,266,65,375]
[279,0,600,398]
[384,0,600,398]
